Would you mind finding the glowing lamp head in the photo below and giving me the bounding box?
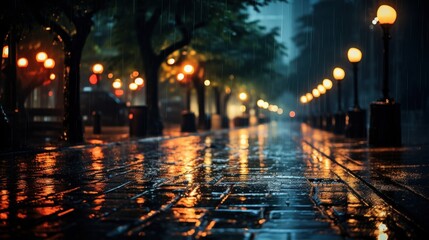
[44,58,55,69]
[317,84,326,94]
[36,52,48,62]
[129,82,138,91]
[112,79,122,89]
[306,93,313,102]
[92,63,104,74]
[300,95,308,104]
[204,80,211,86]
[322,79,333,90]
[238,92,248,101]
[184,64,194,74]
[177,73,185,81]
[377,5,397,25]
[135,77,144,86]
[17,58,28,68]
[333,67,345,81]
[348,48,362,63]
[312,89,320,98]
[167,58,175,65]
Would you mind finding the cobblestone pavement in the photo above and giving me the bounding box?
[0,122,427,239]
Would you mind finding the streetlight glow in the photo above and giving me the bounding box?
[177,73,185,81]
[167,58,175,65]
[312,89,320,98]
[333,67,345,80]
[317,84,326,94]
[377,5,397,25]
[184,64,194,74]
[323,79,333,90]
[348,48,362,63]
[17,58,28,68]
[257,99,265,107]
[129,82,138,91]
[300,95,308,104]
[44,58,55,69]
[112,79,122,89]
[135,77,144,86]
[49,73,56,80]
[238,92,248,101]
[204,80,211,86]
[306,93,313,101]
[36,52,48,62]
[92,63,104,74]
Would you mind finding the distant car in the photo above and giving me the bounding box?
[80,89,127,126]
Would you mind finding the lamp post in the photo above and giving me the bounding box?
[317,84,326,129]
[369,4,401,146]
[333,67,346,134]
[346,47,366,138]
[322,78,333,130]
[300,95,308,124]
[179,64,197,132]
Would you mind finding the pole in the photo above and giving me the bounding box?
[382,25,391,101]
[353,63,360,109]
[186,83,191,112]
[337,81,342,112]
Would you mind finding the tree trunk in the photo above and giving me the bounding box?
[213,86,221,115]
[143,57,163,136]
[62,26,90,144]
[193,76,206,129]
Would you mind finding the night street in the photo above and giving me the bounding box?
[1,122,428,239]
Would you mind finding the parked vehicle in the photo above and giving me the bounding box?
[80,89,127,126]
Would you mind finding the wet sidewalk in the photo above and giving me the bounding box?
[0,122,428,239]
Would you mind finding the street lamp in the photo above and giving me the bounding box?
[369,4,401,146]
[333,67,346,134]
[346,47,366,138]
[322,78,333,131]
[92,63,104,88]
[180,64,197,132]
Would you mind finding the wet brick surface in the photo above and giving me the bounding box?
[1,123,427,239]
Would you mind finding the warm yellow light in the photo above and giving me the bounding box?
[257,99,265,107]
[177,73,185,81]
[269,105,279,112]
[129,82,138,91]
[132,71,139,77]
[377,5,397,25]
[238,92,248,101]
[135,77,144,86]
[44,58,55,69]
[333,67,345,81]
[184,64,194,74]
[108,73,114,79]
[322,79,333,90]
[225,87,231,94]
[306,93,313,101]
[262,102,269,109]
[167,58,175,65]
[17,58,28,68]
[348,48,362,63]
[2,45,8,58]
[277,108,284,115]
[240,105,246,113]
[49,73,56,80]
[300,95,308,104]
[312,89,320,98]
[36,52,48,62]
[92,63,104,74]
[112,79,122,89]
[317,84,326,94]
[204,80,211,86]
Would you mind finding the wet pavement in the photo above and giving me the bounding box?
[1,122,428,239]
